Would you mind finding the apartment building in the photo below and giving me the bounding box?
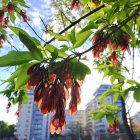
[86,84,122,140]
[65,110,86,135]
[15,90,51,140]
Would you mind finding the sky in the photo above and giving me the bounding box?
[0,0,140,125]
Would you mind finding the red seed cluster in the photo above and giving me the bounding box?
[21,9,30,22]
[2,3,14,13]
[27,63,82,134]
[108,120,119,134]
[92,0,101,8]
[0,34,5,46]
[92,31,130,67]
[119,32,131,53]
[6,102,11,113]
[92,33,109,58]
[71,0,80,10]
[0,10,9,28]
[15,110,20,118]
[7,3,14,13]
[110,51,119,67]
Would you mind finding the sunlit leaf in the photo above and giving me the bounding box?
[71,59,91,80]
[50,31,68,41]
[134,87,140,102]
[0,51,34,67]
[71,30,92,49]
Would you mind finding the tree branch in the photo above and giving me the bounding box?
[26,21,46,43]
[121,98,135,140]
[43,5,105,46]
[77,6,140,57]
[7,40,18,51]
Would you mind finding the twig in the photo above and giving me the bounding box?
[132,16,136,79]
[14,8,46,43]
[26,21,46,43]
[128,100,135,112]
[40,16,47,29]
[43,5,105,46]
[61,12,73,24]
[7,40,18,51]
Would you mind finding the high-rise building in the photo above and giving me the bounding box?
[15,90,51,140]
[86,84,122,140]
[65,110,86,135]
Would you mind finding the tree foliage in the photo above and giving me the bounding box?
[0,121,16,139]
[0,0,140,138]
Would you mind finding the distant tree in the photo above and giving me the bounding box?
[0,121,15,139]
[0,121,10,139]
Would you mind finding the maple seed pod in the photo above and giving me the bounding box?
[21,9,30,22]
[91,33,108,58]
[110,51,119,67]
[0,10,4,22]
[71,0,80,10]
[7,3,14,13]
[108,120,119,134]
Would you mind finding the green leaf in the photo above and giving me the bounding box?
[15,62,37,91]
[0,51,34,67]
[9,12,16,24]
[22,95,29,104]
[69,28,76,45]
[123,24,135,40]
[8,26,43,61]
[127,79,137,85]
[71,59,91,80]
[96,64,111,70]
[8,26,41,46]
[110,76,115,84]
[106,115,114,124]
[87,10,104,21]
[3,67,22,82]
[0,27,7,34]
[50,31,68,41]
[92,112,105,120]
[103,68,109,78]
[80,21,98,33]
[19,32,43,61]
[71,30,92,49]
[101,89,118,98]
[113,92,120,103]
[133,87,140,102]
[113,73,125,81]
[45,44,68,58]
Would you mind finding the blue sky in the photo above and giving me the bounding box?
[0,0,140,124]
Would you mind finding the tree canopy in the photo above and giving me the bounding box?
[0,0,140,139]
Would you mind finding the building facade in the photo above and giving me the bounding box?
[15,90,51,140]
[65,110,86,134]
[86,84,122,140]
